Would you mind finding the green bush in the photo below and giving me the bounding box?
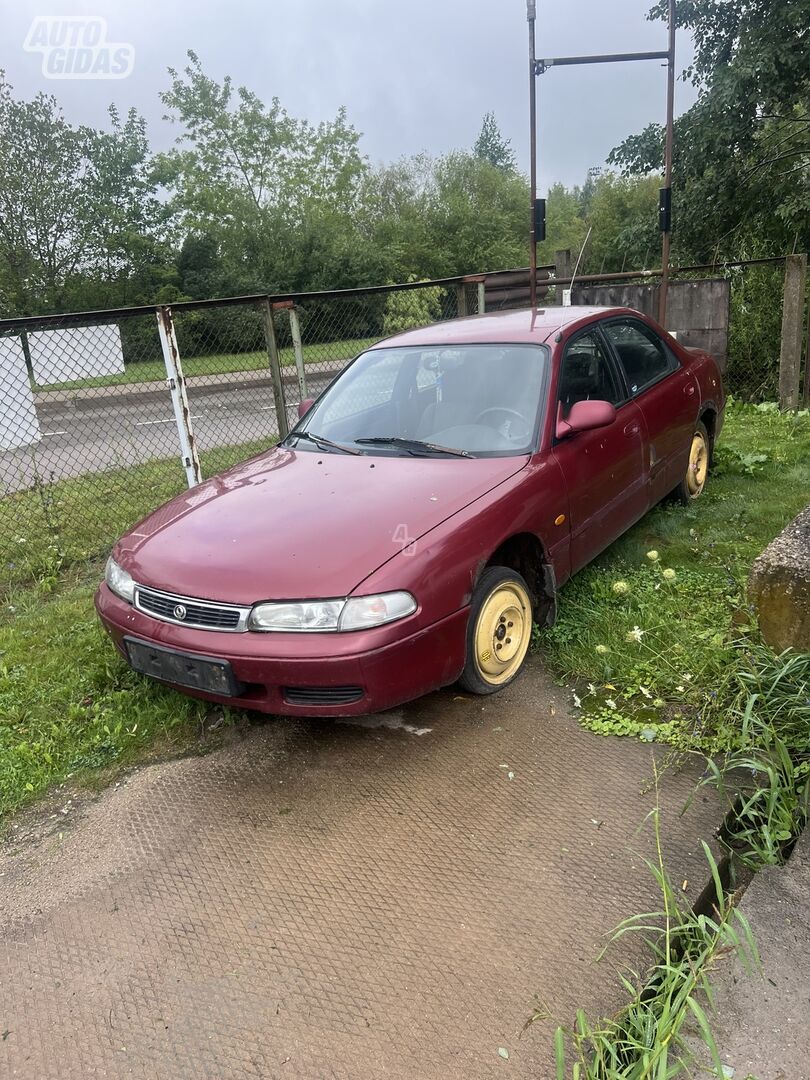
[382,281,444,335]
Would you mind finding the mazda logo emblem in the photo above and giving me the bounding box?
[173,604,187,620]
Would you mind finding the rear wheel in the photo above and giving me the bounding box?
[675,420,710,502]
[459,566,533,695]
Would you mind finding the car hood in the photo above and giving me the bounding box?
[116,447,528,603]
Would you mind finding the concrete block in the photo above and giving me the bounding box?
[748,506,810,652]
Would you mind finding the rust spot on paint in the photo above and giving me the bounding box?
[554,514,566,526]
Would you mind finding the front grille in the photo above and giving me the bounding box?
[284,686,364,706]
[135,586,248,632]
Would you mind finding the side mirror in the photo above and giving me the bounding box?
[297,397,315,419]
[556,399,616,440]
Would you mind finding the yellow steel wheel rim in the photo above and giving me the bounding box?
[474,582,532,686]
[686,431,708,497]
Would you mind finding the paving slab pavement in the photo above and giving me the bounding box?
[0,659,723,1079]
[688,830,810,1080]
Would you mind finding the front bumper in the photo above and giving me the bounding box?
[95,584,468,716]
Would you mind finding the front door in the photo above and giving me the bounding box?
[552,327,649,572]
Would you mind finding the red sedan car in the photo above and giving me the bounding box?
[96,306,724,715]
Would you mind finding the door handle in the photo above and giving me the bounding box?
[623,421,640,436]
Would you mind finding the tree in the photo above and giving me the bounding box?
[473,112,516,173]
[158,51,369,292]
[609,0,809,261]
[537,183,589,266]
[586,173,662,273]
[0,74,166,314]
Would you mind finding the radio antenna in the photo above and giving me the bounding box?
[562,226,592,306]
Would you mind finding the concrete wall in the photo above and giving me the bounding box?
[0,336,41,450]
[572,278,731,370]
[29,324,125,385]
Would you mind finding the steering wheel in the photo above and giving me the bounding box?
[475,406,532,443]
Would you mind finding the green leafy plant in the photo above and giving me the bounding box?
[712,445,769,477]
[695,647,810,869]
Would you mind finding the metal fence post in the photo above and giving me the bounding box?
[262,298,289,439]
[156,305,202,487]
[288,305,308,401]
[778,253,807,411]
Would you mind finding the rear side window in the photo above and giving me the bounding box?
[603,320,677,395]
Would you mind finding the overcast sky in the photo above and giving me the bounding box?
[1,0,697,189]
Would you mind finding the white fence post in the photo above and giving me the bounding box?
[156,306,202,488]
[288,305,308,401]
[262,298,290,439]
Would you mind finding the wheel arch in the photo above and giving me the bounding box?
[698,403,718,463]
[483,531,557,627]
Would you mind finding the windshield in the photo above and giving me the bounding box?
[289,344,548,457]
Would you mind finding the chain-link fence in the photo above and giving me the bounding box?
[0,278,485,596]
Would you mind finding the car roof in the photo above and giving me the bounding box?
[371,306,642,350]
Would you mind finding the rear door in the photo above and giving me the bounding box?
[551,326,649,573]
[601,317,698,503]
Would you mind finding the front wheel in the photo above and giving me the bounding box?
[459,566,533,695]
[675,420,710,502]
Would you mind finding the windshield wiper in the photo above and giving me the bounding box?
[355,437,472,458]
[285,430,362,456]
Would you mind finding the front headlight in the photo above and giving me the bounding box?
[105,556,135,603]
[248,591,416,632]
[248,599,345,632]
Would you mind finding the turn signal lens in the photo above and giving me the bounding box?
[339,592,416,631]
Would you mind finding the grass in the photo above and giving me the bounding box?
[543,400,810,753]
[0,566,237,820]
[1,437,268,598]
[35,336,378,392]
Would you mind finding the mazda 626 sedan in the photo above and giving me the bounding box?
[96,306,724,716]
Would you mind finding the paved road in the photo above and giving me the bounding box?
[0,660,722,1079]
[0,372,337,494]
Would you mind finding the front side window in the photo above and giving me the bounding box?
[603,319,676,395]
[557,330,622,417]
[292,343,548,456]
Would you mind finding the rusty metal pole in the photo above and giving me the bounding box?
[527,0,538,310]
[657,0,676,326]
